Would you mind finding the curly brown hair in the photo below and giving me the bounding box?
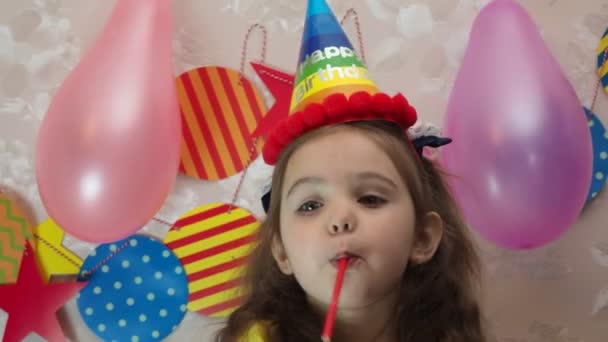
[216,121,486,342]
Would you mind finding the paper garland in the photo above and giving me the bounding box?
[77,235,189,342]
[164,203,259,317]
[176,66,267,180]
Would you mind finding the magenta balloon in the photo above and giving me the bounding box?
[35,0,181,242]
[441,0,592,249]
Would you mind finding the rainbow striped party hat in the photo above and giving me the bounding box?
[289,0,378,113]
[261,0,418,165]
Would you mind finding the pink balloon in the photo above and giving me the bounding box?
[441,0,592,249]
[35,0,181,242]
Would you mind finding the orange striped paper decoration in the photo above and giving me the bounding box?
[176,66,267,180]
[163,203,260,317]
[0,193,34,284]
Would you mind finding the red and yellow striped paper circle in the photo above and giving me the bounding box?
[164,203,259,317]
[176,67,267,180]
[0,193,34,284]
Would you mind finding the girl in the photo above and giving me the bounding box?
[217,1,486,341]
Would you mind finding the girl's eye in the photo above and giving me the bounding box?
[297,200,323,213]
[358,195,387,208]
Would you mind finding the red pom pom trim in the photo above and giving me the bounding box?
[302,103,327,128]
[262,91,418,165]
[348,91,372,117]
[404,106,418,127]
[262,132,282,165]
[286,112,307,138]
[274,119,292,146]
[392,94,409,114]
[324,93,349,123]
[371,93,393,119]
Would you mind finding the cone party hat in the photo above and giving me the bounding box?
[261,0,418,164]
[289,0,378,113]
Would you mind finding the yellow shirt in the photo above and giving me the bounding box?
[240,322,268,341]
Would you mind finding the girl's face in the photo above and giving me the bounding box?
[272,128,429,310]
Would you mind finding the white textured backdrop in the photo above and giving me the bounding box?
[1,0,607,341]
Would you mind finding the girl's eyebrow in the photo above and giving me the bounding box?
[285,172,398,199]
[286,176,326,198]
[352,172,398,188]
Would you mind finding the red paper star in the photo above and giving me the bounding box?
[0,241,87,342]
[250,62,295,139]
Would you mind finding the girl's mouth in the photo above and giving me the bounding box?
[330,252,362,268]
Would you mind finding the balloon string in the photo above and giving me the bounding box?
[340,8,366,64]
[152,216,182,230]
[151,144,258,222]
[80,240,130,279]
[30,233,82,269]
[240,23,267,82]
[152,141,260,221]
[590,46,608,113]
[229,137,262,213]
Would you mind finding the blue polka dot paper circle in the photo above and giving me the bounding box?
[584,107,608,203]
[77,235,189,342]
